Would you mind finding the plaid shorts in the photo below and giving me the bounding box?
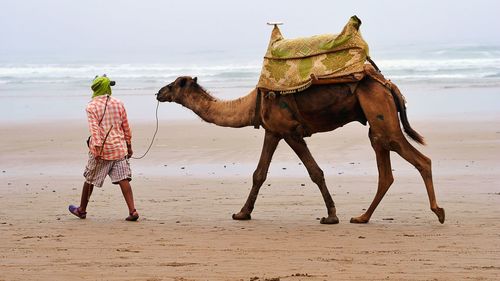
[83,153,132,187]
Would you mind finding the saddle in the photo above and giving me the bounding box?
[257,16,369,95]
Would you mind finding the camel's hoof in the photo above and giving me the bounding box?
[232,212,251,220]
[320,216,339,224]
[350,216,369,224]
[432,207,445,224]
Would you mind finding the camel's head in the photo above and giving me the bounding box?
[156,76,198,103]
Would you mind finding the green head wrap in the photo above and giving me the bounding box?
[91,76,113,98]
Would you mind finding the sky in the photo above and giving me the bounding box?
[1,0,499,64]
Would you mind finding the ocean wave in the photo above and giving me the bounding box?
[484,72,500,78]
[1,57,500,88]
[426,45,500,59]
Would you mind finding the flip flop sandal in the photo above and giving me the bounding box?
[125,209,139,221]
[68,205,87,219]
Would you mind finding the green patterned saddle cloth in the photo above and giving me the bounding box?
[257,16,369,94]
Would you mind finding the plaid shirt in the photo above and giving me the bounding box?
[86,95,132,160]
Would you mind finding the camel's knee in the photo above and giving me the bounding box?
[376,164,394,189]
[369,131,395,151]
[385,174,395,187]
[252,170,267,187]
[368,129,382,146]
[415,156,432,175]
[309,168,325,185]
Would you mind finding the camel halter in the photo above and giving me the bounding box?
[129,100,160,159]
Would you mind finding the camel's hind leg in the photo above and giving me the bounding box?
[233,130,281,220]
[351,129,394,223]
[356,79,444,223]
[284,136,338,224]
[391,137,445,223]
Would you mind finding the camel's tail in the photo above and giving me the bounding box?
[389,82,426,145]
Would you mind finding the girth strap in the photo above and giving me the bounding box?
[253,88,262,129]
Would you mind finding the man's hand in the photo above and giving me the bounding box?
[127,143,133,158]
[93,146,102,160]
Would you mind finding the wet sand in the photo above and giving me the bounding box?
[1,116,499,280]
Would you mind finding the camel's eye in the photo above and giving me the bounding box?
[179,78,187,87]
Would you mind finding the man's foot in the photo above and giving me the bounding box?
[126,209,139,221]
[68,205,87,219]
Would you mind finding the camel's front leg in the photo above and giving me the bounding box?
[232,131,281,220]
[284,137,338,224]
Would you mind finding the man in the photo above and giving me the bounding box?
[69,75,139,221]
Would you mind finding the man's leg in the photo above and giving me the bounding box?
[111,158,137,220]
[69,182,93,219]
[118,180,136,214]
[70,155,109,219]
[79,182,94,212]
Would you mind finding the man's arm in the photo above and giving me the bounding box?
[121,103,133,157]
[87,105,103,157]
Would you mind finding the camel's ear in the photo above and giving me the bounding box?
[193,77,198,84]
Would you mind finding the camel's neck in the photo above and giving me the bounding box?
[181,86,257,128]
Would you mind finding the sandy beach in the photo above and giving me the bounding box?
[2,1,500,280]
[1,114,499,281]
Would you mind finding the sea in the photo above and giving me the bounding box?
[1,44,499,123]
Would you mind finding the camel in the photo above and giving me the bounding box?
[156,71,445,224]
